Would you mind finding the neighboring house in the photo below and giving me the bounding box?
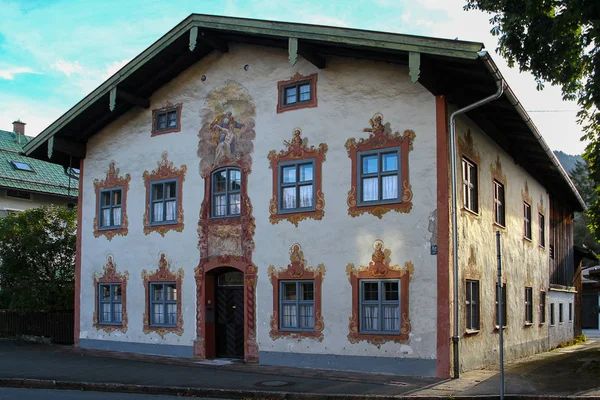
[0,120,78,216]
[582,265,600,332]
[23,15,584,377]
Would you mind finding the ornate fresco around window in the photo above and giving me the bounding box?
[151,103,182,137]
[346,239,413,347]
[142,152,187,237]
[141,252,184,338]
[195,81,259,362]
[538,194,546,216]
[490,155,506,185]
[458,129,480,165]
[521,181,532,205]
[268,243,326,341]
[345,113,415,219]
[93,161,130,241]
[93,255,129,334]
[268,128,327,227]
[462,246,481,281]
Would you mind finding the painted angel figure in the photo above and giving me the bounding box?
[363,113,385,135]
[212,111,244,164]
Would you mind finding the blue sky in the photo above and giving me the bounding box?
[0,0,588,154]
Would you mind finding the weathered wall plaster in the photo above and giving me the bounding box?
[548,290,575,348]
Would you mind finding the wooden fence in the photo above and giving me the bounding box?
[0,311,74,344]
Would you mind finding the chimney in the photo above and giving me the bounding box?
[13,120,26,135]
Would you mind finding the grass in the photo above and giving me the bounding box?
[556,333,587,349]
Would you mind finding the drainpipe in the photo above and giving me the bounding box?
[450,50,504,378]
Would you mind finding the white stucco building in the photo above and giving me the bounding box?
[23,15,584,377]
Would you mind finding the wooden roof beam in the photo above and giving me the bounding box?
[198,30,228,53]
[298,42,326,69]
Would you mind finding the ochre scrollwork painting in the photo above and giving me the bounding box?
[268,243,326,341]
[93,161,130,241]
[345,113,415,219]
[141,252,184,338]
[93,255,129,334]
[143,152,187,237]
[490,155,506,185]
[268,128,327,226]
[346,239,413,347]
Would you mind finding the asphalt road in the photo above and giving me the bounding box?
[0,388,228,400]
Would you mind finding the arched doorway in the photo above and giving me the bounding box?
[214,269,244,358]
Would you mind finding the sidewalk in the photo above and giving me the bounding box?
[0,338,599,399]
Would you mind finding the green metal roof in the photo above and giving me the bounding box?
[0,130,78,198]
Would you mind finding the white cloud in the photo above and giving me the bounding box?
[301,15,348,27]
[101,59,131,80]
[51,60,83,77]
[0,67,37,80]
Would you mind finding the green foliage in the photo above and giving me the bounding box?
[0,205,76,311]
[464,0,600,241]
[570,160,600,263]
[556,333,587,348]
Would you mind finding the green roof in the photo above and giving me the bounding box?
[0,130,78,198]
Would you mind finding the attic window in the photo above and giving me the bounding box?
[66,167,80,179]
[277,73,318,113]
[151,104,182,136]
[11,161,34,172]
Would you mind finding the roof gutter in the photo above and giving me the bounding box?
[449,49,505,378]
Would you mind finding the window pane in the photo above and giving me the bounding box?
[167,111,177,127]
[285,87,297,104]
[282,166,296,183]
[113,303,122,323]
[229,193,241,215]
[299,185,313,208]
[299,84,311,101]
[362,177,378,201]
[152,285,163,301]
[113,285,122,301]
[167,304,177,324]
[157,113,167,129]
[300,282,314,301]
[282,304,297,328]
[283,282,297,300]
[153,304,164,324]
[165,182,176,198]
[100,285,110,300]
[382,153,398,172]
[152,183,164,201]
[382,175,398,200]
[384,281,399,301]
[382,305,399,331]
[299,304,314,328]
[165,200,176,221]
[101,191,111,207]
[362,282,379,301]
[282,187,296,209]
[101,209,111,227]
[229,170,241,191]
[112,190,121,206]
[362,155,378,174]
[166,284,177,301]
[214,171,227,193]
[362,305,378,330]
[299,164,313,182]
[102,303,111,322]
[214,195,226,216]
[152,202,164,222]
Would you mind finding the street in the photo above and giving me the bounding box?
[0,388,227,400]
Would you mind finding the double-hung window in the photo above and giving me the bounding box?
[569,303,572,322]
[539,213,545,247]
[212,168,241,217]
[462,158,478,213]
[493,180,505,226]
[495,283,507,327]
[150,180,177,224]
[150,283,177,326]
[540,291,546,324]
[283,81,311,106]
[279,161,315,212]
[550,303,555,325]
[155,108,179,132]
[524,202,532,240]
[525,287,533,324]
[280,281,314,330]
[466,280,480,331]
[98,283,122,324]
[360,280,400,333]
[99,188,122,229]
[358,149,400,205]
[559,303,564,323]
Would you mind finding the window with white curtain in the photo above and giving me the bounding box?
[357,149,400,205]
[150,282,177,326]
[98,283,122,324]
[212,168,241,217]
[278,160,315,213]
[280,281,314,330]
[99,188,122,229]
[150,180,177,224]
[360,280,400,333]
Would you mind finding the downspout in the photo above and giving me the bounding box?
[450,50,505,378]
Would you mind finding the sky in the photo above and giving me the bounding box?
[0,0,589,155]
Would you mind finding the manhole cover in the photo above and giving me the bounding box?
[255,380,295,387]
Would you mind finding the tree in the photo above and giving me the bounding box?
[570,160,600,264]
[0,205,76,311]
[464,0,600,240]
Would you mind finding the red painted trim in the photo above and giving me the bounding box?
[276,73,318,114]
[435,96,450,378]
[74,159,84,347]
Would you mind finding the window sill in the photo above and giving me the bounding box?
[524,322,533,327]
[358,331,400,336]
[210,215,241,220]
[149,220,178,227]
[465,329,480,335]
[357,200,401,207]
[539,322,546,326]
[494,325,507,331]
[539,245,546,250]
[98,226,123,231]
[461,207,480,217]
[523,236,533,242]
[149,325,177,328]
[493,222,506,230]
[277,207,317,215]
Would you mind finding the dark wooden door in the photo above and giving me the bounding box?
[216,285,244,358]
[582,294,599,329]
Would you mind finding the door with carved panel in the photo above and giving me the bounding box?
[215,270,244,358]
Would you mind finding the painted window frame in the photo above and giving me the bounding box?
[278,159,316,214]
[93,161,130,241]
[359,279,401,334]
[98,283,123,325]
[357,147,401,206]
[540,291,546,324]
[466,279,480,331]
[524,202,532,240]
[462,157,479,214]
[211,167,242,218]
[151,103,182,136]
[98,187,123,230]
[525,287,533,325]
[550,303,555,326]
[493,180,506,227]
[276,73,318,113]
[279,280,315,331]
[149,282,178,327]
[149,179,179,226]
[539,213,546,248]
[495,283,507,328]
